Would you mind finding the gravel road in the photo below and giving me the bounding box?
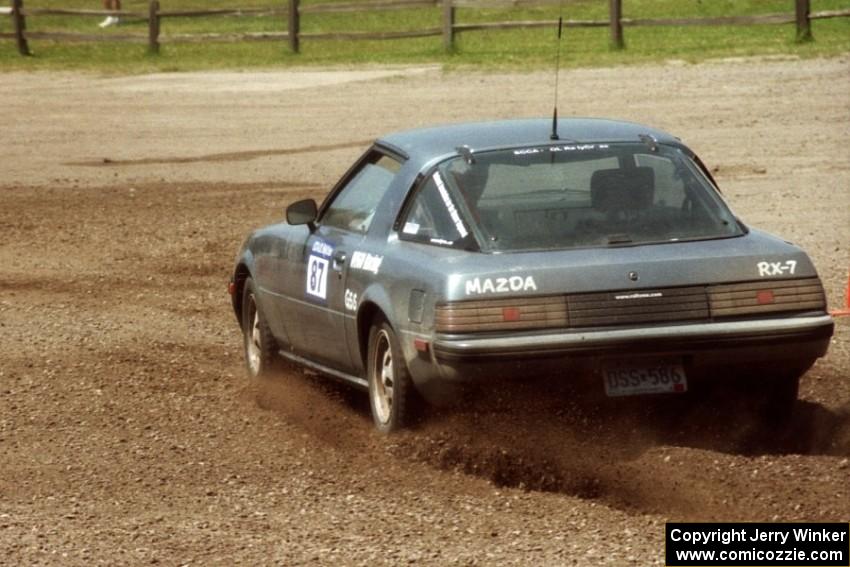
[1,56,848,565]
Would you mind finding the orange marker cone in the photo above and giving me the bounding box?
[830,270,850,317]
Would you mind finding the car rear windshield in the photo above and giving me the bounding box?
[435,142,743,252]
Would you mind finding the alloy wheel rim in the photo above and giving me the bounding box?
[372,330,394,424]
[246,299,261,375]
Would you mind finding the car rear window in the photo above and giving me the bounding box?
[436,142,742,252]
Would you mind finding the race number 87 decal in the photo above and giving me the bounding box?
[306,254,329,300]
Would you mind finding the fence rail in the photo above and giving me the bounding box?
[300,0,437,14]
[5,0,850,57]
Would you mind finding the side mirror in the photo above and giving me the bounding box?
[286,198,318,226]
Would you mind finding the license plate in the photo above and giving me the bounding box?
[603,358,687,397]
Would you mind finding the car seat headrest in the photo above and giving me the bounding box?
[590,167,655,213]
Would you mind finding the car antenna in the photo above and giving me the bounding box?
[550,1,565,141]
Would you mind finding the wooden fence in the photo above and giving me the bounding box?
[4,0,850,57]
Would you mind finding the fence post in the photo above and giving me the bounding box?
[609,0,624,49]
[794,0,812,42]
[12,0,30,56]
[288,0,299,53]
[442,0,454,51]
[148,0,160,54]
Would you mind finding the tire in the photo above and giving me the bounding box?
[367,318,417,433]
[736,363,810,426]
[241,277,278,379]
[754,369,802,425]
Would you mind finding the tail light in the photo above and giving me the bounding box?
[708,277,826,317]
[435,277,826,334]
[435,296,567,333]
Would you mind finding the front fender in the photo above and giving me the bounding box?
[230,246,256,325]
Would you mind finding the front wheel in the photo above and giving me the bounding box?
[241,277,278,379]
[367,319,417,433]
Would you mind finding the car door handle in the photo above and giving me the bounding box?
[332,250,347,271]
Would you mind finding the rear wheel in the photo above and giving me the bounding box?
[241,277,278,378]
[733,362,811,426]
[367,318,417,433]
[752,368,803,425]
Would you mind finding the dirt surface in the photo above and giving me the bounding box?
[1,57,849,565]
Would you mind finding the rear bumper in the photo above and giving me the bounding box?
[406,314,833,406]
[432,314,834,362]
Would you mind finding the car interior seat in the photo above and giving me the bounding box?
[590,167,656,222]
